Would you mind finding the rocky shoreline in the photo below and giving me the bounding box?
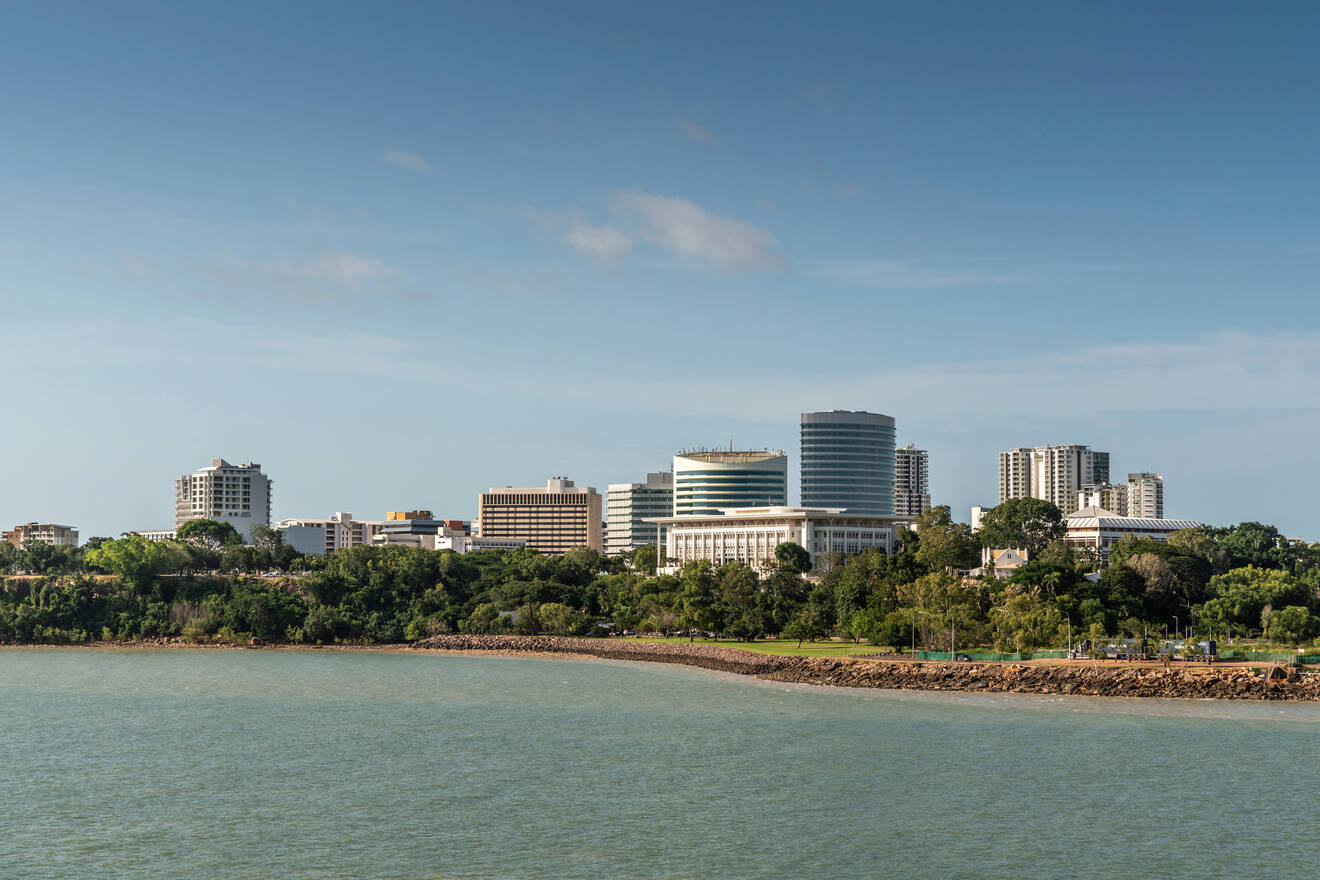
[410,635,1320,701]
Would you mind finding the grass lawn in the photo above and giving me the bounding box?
[636,636,896,658]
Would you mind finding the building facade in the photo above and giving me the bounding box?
[276,512,384,556]
[605,471,674,556]
[672,450,788,517]
[893,443,931,518]
[3,523,79,548]
[1077,483,1129,516]
[800,411,896,515]
[650,506,897,572]
[126,529,177,542]
[477,477,603,553]
[998,445,1109,514]
[1126,472,1164,519]
[175,458,272,542]
[1062,505,1200,563]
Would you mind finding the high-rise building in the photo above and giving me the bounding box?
[3,523,79,548]
[175,458,271,542]
[800,411,896,515]
[605,471,674,556]
[1126,472,1164,519]
[1076,483,1129,516]
[998,445,1108,515]
[477,477,603,553]
[672,450,788,517]
[893,443,931,518]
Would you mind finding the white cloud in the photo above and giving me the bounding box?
[676,118,717,144]
[808,259,1033,289]
[382,148,431,173]
[199,250,403,303]
[612,191,783,272]
[563,220,632,268]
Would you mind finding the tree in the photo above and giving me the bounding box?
[632,544,659,576]
[85,536,182,594]
[177,519,243,550]
[976,498,1065,557]
[250,524,283,551]
[773,542,812,574]
[913,506,979,574]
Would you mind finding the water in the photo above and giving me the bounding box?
[2,649,1318,879]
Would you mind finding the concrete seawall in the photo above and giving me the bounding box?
[409,635,1320,701]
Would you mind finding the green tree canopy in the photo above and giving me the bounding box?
[913,506,979,574]
[975,498,1064,557]
[84,536,183,594]
[177,519,244,549]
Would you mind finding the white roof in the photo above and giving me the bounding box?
[1065,506,1202,531]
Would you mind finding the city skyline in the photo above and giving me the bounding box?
[3,3,1318,539]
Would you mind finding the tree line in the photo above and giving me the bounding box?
[1,505,1318,650]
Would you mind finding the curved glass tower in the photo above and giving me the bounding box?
[672,450,788,516]
[800,411,896,515]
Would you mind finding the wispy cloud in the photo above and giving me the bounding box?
[469,330,1320,426]
[563,219,633,268]
[808,259,1033,289]
[611,191,783,272]
[199,250,404,303]
[381,148,431,173]
[676,118,717,144]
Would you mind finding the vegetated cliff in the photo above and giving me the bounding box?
[409,635,1320,701]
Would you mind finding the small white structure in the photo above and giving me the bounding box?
[126,529,177,542]
[648,506,898,572]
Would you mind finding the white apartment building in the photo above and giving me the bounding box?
[1077,483,1129,516]
[893,443,931,519]
[1127,472,1164,519]
[999,445,1109,515]
[3,523,79,548]
[649,506,898,573]
[605,471,674,556]
[175,459,272,542]
[1076,472,1164,519]
[276,512,384,556]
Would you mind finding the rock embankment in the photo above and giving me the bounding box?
[760,658,1320,701]
[410,634,791,676]
[411,635,1320,701]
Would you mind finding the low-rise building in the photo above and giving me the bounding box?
[126,529,178,542]
[1062,506,1201,563]
[3,523,79,548]
[648,506,898,572]
[276,512,384,556]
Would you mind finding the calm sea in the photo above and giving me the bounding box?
[1,648,1317,879]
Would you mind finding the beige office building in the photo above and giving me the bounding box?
[478,477,602,553]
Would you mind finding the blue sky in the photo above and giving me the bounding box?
[3,1,1318,539]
